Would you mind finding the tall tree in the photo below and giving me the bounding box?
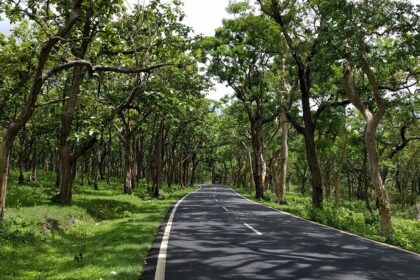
[257,0,350,208]
[201,9,283,198]
[0,0,83,216]
[338,0,419,235]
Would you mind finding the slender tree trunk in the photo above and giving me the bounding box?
[30,147,37,182]
[153,119,165,198]
[244,143,254,190]
[251,120,264,199]
[347,171,352,201]
[324,160,332,198]
[190,153,197,186]
[0,142,10,217]
[276,120,289,204]
[261,148,267,188]
[123,136,134,194]
[362,147,373,216]
[92,146,99,190]
[18,149,25,185]
[344,59,392,236]
[365,123,392,234]
[301,167,307,194]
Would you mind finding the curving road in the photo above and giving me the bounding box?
[141,184,420,280]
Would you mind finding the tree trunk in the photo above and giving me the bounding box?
[365,123,392,234]
[324,160,332,198]
[301,167,307,194]
[57,152,77,204]
[92,146,99,190]
[152,119,165,198]
[0,142,10,217]
[244,143,254,191]
[190,153,197,186]
[57,65,83,203]
[30,148,37,182]
[276,120,288,204]
[261,148,267,189]
[18,149,25,185]
[304,127,323,208]
[343,59,392,235]
[251,120,264,199]
[123,135,134,194]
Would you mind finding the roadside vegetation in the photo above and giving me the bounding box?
[0,171,195,280]
[236,187,420,254]
[0,0,419,278]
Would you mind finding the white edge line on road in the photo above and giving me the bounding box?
[154,186,202,280]
[244,223,262,235]
[227,186,420,258]
[222,206,229,212]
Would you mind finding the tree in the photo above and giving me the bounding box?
[330,0,419,235]
[0,0,83,216]
[201,8,284,199]
[257,0,351,208]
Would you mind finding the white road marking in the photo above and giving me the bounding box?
[222,206,229,212]
[154,186,201,280]
[244,223,262,235]
[227,186,420,257]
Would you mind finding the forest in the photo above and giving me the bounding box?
[0,0,419,279]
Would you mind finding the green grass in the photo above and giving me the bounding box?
[235,187,420,254]
[0,171,196,280]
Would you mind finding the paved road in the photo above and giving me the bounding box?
[141,185,420,280]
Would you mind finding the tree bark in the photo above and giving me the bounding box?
[123,134,135,194]
[18,147,25,185]
[365,121,392,234]
[304,126,323,208]
[0,142,10,217]
[57,64,85,203]
[343,59,392,235]
[30,147,37,182]
[152,119,165,197]
[251,119,264,199]
[57,154,77,204]
[276,119,289,204]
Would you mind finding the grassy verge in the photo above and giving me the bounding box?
[0,171,196,280]
[234,188,420,254]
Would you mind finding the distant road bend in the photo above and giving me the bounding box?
[141,184,420,280]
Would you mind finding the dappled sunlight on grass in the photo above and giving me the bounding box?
[0,171,196,280]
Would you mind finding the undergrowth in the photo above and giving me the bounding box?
[0,171,196,280]
[235,188,420,254]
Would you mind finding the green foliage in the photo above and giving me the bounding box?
[0,172,196,280]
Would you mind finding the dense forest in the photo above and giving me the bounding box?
[0,0,419,278]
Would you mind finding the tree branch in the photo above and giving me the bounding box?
[36,97,70,108]
[313,100,350,124]
[43,60,172,81]
[283,108,305,134]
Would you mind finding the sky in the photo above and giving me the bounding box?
[126,0,235,100]
[1,0,419,100]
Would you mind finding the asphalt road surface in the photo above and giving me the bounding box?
[141,184,420,280]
